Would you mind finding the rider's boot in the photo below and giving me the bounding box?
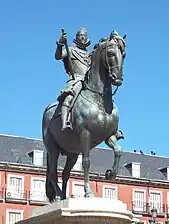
[61,95,73,131]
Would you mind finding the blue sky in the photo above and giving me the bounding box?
[0,1,169,156]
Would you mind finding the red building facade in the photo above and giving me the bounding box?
[0,161,169,224]
[1,134,169,224]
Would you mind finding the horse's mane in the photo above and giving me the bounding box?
[92,37,108,50]
[93,35,126,58]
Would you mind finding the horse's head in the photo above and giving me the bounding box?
[97,31,126,86]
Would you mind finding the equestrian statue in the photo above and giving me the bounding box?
[42,27,126,203]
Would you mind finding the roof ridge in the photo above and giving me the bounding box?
[0,133,169,159]
[122,150,169,159]
[94,147,169,159]
[0,133,42,141]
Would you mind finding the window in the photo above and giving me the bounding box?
[149,191,163,213]
[132,163,141,178]
[7,175,24,199]
[72,182,84,197]
[132,189,146,212]
[73,154,82,171]
[30,177,46,201]
[102,185,117,199]
[167,192,169,213]
[0,173,3,199]
[167,167,169,181]
[28,150,44,166]
[159,167,169,181]
[30,177,69,201]
[6,209,23,224]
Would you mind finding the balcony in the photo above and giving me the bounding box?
[29,191,48,205]
[131,201,165,216]
[5,188,27,204]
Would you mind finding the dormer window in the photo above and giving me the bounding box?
[132,162,141,178]
[159,166,169,180]
[28,150,44,166]
[125,162,141,178]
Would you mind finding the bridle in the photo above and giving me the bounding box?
[84,37,123,96]
[103,38,122,81]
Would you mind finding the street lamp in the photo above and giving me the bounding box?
[149,208,157,224]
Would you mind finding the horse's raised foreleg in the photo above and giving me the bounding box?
[81,129,94,197]
[62,152,79,200]
[44,133,62,202]
[105,130,124,179]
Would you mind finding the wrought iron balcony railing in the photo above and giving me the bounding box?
[131,201,165,214]
[29,191,48,204]
[5,188,27,202]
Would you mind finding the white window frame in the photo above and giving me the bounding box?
[72,181,85,198]
[132,188,146,212]
[102,185,118,200]
[0,172,3,200]
[167,167,169,181]
[132,162,141,178]
[167,192,169,213]
[149,190,163,213]
[30,176,69,201]
[32,150,44,166]
[7,174,24,200]
[30,177,46,201]
[6,209,23,224]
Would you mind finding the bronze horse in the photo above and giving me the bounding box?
[42,32,126,202]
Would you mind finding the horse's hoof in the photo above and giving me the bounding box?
[54,196,61,202]
[84,192,95,197]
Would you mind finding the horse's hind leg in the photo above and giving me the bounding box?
[44,133,62,202]
[81,129,94,197]
[62,152,79,200]
[105,130,124,179]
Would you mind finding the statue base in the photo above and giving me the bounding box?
[17,197,138,224]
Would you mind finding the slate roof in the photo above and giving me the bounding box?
[0,133,169,181]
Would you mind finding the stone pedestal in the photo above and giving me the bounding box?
[17,198,136,224]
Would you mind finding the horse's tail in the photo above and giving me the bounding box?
[42,102,58,140]
[42,104,50,140]
[45,152,56,202]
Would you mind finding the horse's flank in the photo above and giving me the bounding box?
[43,88,119,153]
